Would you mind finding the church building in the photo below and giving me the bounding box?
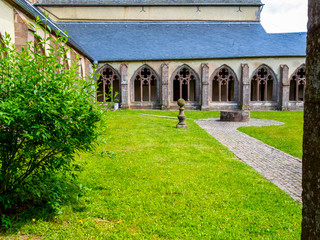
[1,0,307,110]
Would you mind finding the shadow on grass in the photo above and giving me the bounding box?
[1,187,87,234]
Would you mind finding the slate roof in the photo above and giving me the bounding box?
[57,22,306,62]
[35,0,262,6]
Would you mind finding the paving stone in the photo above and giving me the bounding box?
[195,118,302,202]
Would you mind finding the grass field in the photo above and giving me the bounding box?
[2,111,302,239]
[238,111,303,159]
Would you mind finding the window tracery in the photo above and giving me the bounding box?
[211,67,235,102]
[250,66,274,101]
[133,66,158,102]
[97,65,120,102]
[289,66,306,101]
[173,66,196,102]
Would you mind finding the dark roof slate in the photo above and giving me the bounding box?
[57,22,306,62]
[36,0,262,6]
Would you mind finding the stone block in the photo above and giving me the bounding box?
[220,110,250,122]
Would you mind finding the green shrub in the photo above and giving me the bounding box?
[0,17,102,225]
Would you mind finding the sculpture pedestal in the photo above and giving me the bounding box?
[220,110,250,122]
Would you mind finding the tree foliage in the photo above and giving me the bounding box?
[0,17,102,223]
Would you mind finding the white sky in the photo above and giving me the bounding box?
[260,0,308,33]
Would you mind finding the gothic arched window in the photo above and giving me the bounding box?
[289,65,306,101]
[97,65,120,102]
[133,66,158,102]
[173,66,197,102]
[250,65,275,101]
[211,66,237,102]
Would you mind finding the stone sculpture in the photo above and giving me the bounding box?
[176,99,187,129]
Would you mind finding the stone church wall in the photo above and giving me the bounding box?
[0,0,15,41]
[0,0,93,81]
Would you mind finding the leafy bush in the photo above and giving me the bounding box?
[0,17,102,225]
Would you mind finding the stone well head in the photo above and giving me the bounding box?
[220,110,250,122]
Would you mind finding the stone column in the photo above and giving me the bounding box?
[240,64,250,110]
[161,63,170,110]
[120,63,129,109]
[280,65,289,111]
[201,63,210,111]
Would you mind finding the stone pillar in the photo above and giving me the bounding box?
[201,63,210,111]
[280,65,290,111]
[240,64,250,110]
[120,63,129,109]
[161,63,170,110]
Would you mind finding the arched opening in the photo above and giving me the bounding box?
[250,65,276,102]
[134,77,141,101]
[182,80,188,101]
[173,76,180,101]
[289,77,297,101]
[289,66,306,101]
[172,66,197,102]
[97,78,104,102]
[212,76,219,102]
[267,78,273,101]
[298,82,305,101]
[251,77,258,101]
[132,65,159,103]
[97,65,121,103]
[151,76,157,102]
[211,66,238,102]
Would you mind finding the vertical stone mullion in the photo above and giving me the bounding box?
[280,65,289,110]
[219,81,221,102]
[226,81,229,102]
[161,63,169,110]
[240,64,250,109]
[187,80,190,101]
[257,81,260,101]
[149,80,151,102]
[296,80,299,101]
[120,63,129,109]
[201,63,209,111]
[111,80,113,101]
[264,80,268,101]
[103,80,106,102]
[140,79,143,102]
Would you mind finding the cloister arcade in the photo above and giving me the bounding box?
[96,63,306,111]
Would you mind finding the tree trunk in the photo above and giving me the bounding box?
[301,0,320,239]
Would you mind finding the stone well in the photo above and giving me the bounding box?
[220,110,250,122]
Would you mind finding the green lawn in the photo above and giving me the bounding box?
[238,111,303,159]
[3,111,302,239]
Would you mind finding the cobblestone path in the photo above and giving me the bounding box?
[195,118,302,202]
